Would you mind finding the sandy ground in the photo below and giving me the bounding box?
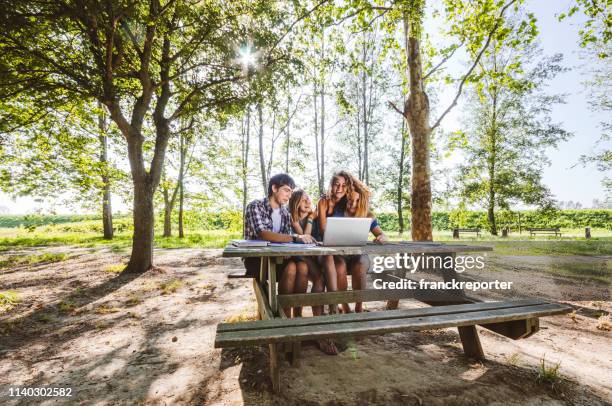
[0,247,610,405]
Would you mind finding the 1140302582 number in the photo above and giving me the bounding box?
[7,387,73,397]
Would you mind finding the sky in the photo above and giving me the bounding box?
[0,0,608,215]
[435,0,608,208]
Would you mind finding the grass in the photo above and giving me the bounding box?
[104,263,126,274]
[544,261,611,283]
[94,304,121,314]
[224,309,258,323]
[125,294,142,306]
[160,279,183,294]
[537,356,561,387]
[0,228,241,251]
[57,299,77,313]
[0,222,608,259]
[0,252,69,269]
[0,290,20,313]
[505,353,521,366]
[482,240,612,256]
[597,316,611,331]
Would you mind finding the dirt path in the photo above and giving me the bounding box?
[0,247,610,405]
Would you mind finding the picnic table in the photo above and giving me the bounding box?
[215,242,572,392]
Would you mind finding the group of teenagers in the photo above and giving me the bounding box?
[243,171,389,355]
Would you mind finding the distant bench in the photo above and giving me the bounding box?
[453,228,481,238]
[527,227,561,237]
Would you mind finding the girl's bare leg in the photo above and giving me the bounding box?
[278,261,297,317]
[335,257,351,313]
[351,255,369,313]
[293,261,309,317]
[306,258,324,316]
[321,255,339,314]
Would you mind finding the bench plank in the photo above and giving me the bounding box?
[218,298,548,333]
[215,302,571,347]
[276,286,472,308]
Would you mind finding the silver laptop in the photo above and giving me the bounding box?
[322,217,371,246]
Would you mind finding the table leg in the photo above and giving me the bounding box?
[267,257,278,315]
[457,325,484,359]
[269,343,280,392]
[441,253,485,360]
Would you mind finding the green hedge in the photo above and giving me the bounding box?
[376,210,611,231]
[2,209,609,233]
[0,214,101,228]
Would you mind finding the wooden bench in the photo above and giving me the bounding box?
[215,282,572,391]
[453,228,481,238]
[527,227,561,237]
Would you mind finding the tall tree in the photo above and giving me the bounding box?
[97,102,114,239]
[341,0,526,241]
[454,41,571,234]
[0,100,126,235]
[578,40,611,194]
[1,0,299,272]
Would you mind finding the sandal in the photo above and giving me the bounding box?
[317,339,338,355]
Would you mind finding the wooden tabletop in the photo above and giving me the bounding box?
[222,241,493,257]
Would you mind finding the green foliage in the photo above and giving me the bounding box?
[0,290,20,313]
[454,30,571,233]
[159,210,243,232]
[558,0,611,51]
[0,215,101,228]
[0,252,68,269]
[104,263,125,274]
[376,210,611,231]
[537,356,561,386]
[160,279,183,295]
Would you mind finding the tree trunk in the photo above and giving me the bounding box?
[242,108,250,235]
[313,81,323,195]
[124,121,170,273]
[258,104,267,195]
[397,119,407,234]
[178,178,185,238]
[488,82,498,235]
[487,202,497,235]
[320,31,326,192]
[98,104,113,240]
[285,97,291,173]
[356,107,362,178]
[403,13,433,242]
[126,179,155,272]
[362,39,369,185]
[162,186,172,237]
[178,132,186,238]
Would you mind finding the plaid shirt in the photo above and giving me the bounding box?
[244,197,292,239]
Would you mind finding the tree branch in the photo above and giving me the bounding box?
[267,0,332,56]
[423,41,464,81]
[388,101,404,115]
[431,0,518,132]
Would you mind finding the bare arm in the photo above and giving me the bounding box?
[258,230,315,243]
[317,198,329,235]
[292,220,305,235]
[258,230,293,243]
[371,226,388,244]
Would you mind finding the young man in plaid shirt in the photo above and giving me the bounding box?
[243,173,315,317]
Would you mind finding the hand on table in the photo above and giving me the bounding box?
[296,234,316,244]
[373,233,388,244]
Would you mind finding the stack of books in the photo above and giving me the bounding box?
[230,240,319,249]
[230,239,269,247]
